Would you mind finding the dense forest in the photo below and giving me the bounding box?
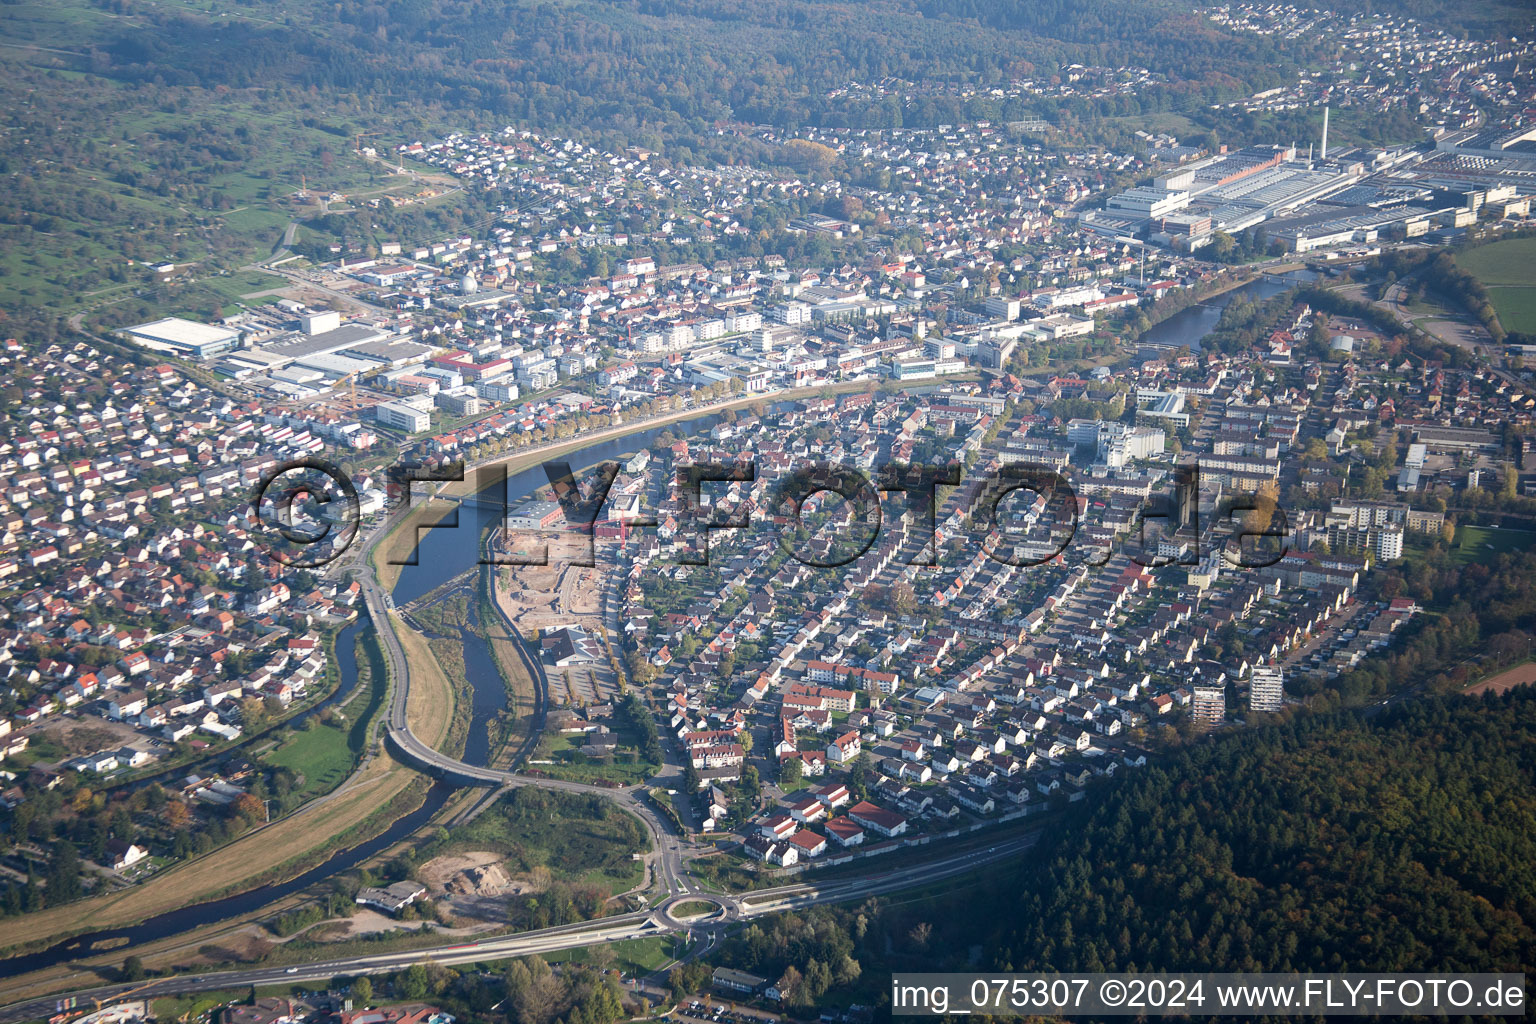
[86,0,1307,133]
[689,690,1536,1018]
[67,0,1528,141]
[288,680,1536,1024]
[987,691,1536,975]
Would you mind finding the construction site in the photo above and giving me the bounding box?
[492,551,623,708]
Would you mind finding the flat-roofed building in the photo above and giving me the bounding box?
[712,968,768,995]
[1249,666,1283,713]
[355,880,427,914]
[1136,390,1190,428]
[505,500,565,530]
[375,401,431,433]
[1107,186,1191,219]
[120,317,241,360]
[1191,685,1225,727]
[1413,426,1500,454]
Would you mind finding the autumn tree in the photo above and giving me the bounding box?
[505,956,562,1024]
[163,801,193,829]
[776,965,804,1007]
[231,793,265,823]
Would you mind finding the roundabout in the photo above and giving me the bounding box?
[660,895,731,924]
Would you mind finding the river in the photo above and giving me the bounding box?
[1136,269,1316,355]
[2,405,765,974]
[390,406,777,606]
[10,327,1258,970]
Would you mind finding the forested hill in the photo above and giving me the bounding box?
[989,691,1536,975]
[45,0,1533,143]
[83,0,1309,133]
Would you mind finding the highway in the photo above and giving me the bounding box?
[0,826,1044,1024]
[0,413,1051,1021]
[316,467,699,896]
[0,530,1046,1022]
[18,235,1501,1023]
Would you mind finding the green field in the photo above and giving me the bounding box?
[417,787,650,892]
[531,757,658,788]
[689,854,776,893]
[558,935,681,975]
[1455,239,1536,334]
[151,988,252,1021]
[1452,525,1536,564]
[262,722,356,803]
[1486,287,1536,334]
[0,0,452,314]
[534,731,658,788]
[670,900,719,918]
[1456,238,1536,286]
[197,268,289,304]
[260,631,386,803]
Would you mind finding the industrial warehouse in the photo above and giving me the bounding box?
[1084,113,1533,253]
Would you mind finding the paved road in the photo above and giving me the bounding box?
[354,546,694,902]
[0,390,1063,1018]
[0,827,1044,1024]
[0,499,1046,1018]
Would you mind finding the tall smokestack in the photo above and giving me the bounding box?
[1321,106,1330,162]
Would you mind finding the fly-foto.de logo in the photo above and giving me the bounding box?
[249,456,1288,577]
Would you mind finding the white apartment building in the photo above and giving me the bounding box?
[1249,665,1284,713]
[375,402,431,433]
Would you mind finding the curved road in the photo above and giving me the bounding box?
[0,828,1043,1024]
[320,471,696,898]
[357,568,694,901]
[0,409,1045,1019]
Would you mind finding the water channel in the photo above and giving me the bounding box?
[1135,269,1317,354]
[4,276,1321,972]
[3,408,756,974]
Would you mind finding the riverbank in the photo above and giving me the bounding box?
[0,370,1025,989]
[429,375,984,504]
[90,618,363,795]
[0,775,484,1009]
[0,388,775,982]
[478,566,540,769]
[1138,268,1260,336]
[0,750,427,959]
[0,620,428,961]
[372,497,461,595]
[396,610,464,755]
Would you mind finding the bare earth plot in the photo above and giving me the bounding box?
[1466,662,1536,696]
[496,559,621,704]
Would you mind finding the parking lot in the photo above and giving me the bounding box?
[671,999,784,1024]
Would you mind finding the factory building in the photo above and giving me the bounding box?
[120,317,242,360]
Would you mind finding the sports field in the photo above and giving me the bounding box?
[1455,238,1536,333]
[1487,287,1536,334]
[1452,525,1536,564]
[1466,661,1536,695]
